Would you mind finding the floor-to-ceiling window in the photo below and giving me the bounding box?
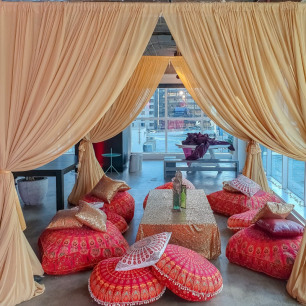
[131,88,233,154]
[261,144,306,218]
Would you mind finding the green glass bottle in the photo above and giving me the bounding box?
[172,177,181,210]
[181,185,186,209]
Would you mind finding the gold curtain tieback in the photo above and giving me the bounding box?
[77,139,92,177]
[246,141,261,155]
[0,170,11,174]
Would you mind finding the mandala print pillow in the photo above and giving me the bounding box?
[115,232,171,271]
[229,174,261,197]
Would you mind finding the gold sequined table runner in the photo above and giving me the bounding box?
[136,189,221,259]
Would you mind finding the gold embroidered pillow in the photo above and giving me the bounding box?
[251,202,294,224]
[222,181,241,193]
[90,175,125,203]
[117,180,131,192]
[75,201,107,232]
[47,209,83,230]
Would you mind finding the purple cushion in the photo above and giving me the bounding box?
[256,219,304,238]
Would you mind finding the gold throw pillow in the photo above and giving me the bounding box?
[251,202,294,224]
[75,201,107,232]
[117,180,131,192]
[90,175,125,203]
[47,209,83,230]
[222,181,241,193]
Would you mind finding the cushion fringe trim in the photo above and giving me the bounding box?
[88,278,166,306]
[152,265,223,299]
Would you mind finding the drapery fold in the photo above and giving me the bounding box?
[0,2,159,305]
[163,3,306,303]
[68,56,169,205]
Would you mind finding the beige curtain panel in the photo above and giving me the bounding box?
[68,56,169,205]
[164,3,306,303]
[171,57,269,191]
[0,2,160,305]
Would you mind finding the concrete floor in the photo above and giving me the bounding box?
[20,161,298,306]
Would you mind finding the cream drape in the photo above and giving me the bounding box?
[164,3,306,160]
[0,2,160,305]
[68,56,169,205]
[171,57,269,191]
[164,3,306,303]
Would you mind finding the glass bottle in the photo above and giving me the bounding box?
[181,185,187,209]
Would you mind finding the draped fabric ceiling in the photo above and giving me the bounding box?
[1,1,306,305]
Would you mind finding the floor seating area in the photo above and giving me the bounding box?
[17,161,304,306]
[17,162,304,306]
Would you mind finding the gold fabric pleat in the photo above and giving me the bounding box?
[68,56,169,205]
[0,2,160,305]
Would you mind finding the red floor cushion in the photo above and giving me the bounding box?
[227,210,259,233]
[83,191,135,223]
[207,190,281,216]
[143,180,195,209]
[226,225,302,279]
[152,244,223,302]
[89,257,166,306]
[103,210,128,234]
[39,221,129,275]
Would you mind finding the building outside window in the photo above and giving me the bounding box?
[131,88,233,154]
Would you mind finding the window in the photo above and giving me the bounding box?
[260,145,267,172]
[260,144,306,218]
[131,88,234,154]
[131,119,165,153]
[288,158,305,200]
[272,152,282,183]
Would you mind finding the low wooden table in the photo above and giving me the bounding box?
[136,189,221,259]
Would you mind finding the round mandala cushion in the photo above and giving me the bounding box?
[102,210,129,234]
[227,209,259,233]
[143,180,195,209]
[38,221,129,275]
[152,244,223,301]
[115,232,171,271]
[207,190,281,216]
[83,191,135,223]
[226,225,302,279]
[89,257,166,306]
